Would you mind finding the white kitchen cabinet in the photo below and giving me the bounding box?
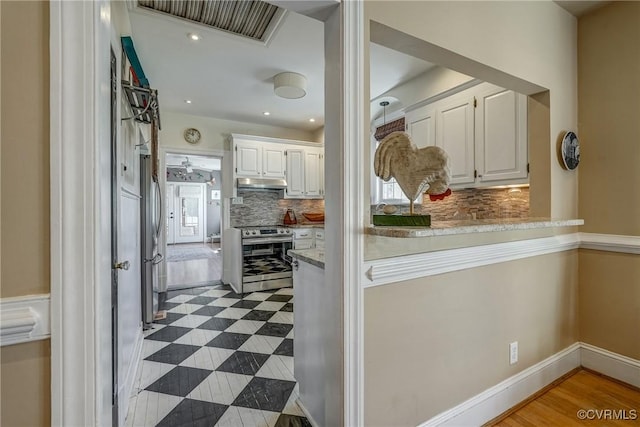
[234,139,285,179]
[285,146,324,199]
[314,229,324,249]
[405,105,436,148]
[475,85,528,184]
[285,148,305,198]
[304,147,323,198]
[436,95,475,186]
[292,228,314,249]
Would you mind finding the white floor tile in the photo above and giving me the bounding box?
[274,287,294,295]
[172,328,221,346]
[267,311,294,325]
[168,314,210,328]
[124,390,182,427]
[215,307,252,319]
[215,406,279,427]
[243,292,272,301]
[201,289,235,298]
[224,319,265,335]
[141,339,170,359]
[237,335,284,354]
[167,303,202,314]
[286,329,294,339]
[255,355,295,381]
[165,294,195,303]
[187,371,252,405]
[179,346,235,370]
[209,297,240,307]
[136,360,176,390]
[254,301,287,312]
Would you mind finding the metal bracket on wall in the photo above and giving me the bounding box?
[121,83,162,130]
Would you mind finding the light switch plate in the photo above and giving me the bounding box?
[231,197,243,205]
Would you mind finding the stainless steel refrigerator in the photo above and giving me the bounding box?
[140,155,163,327]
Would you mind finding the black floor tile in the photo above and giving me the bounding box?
[197,317,237,331]
[216,351,269,376]
[224,291,243,299]
[152,312,186,325]
[159,301,180,312]
[232,299,261,309]
[191,305,226,317]
[187,296,218,306]
[267,294,293,302]
[156,398,228,427]
[273,338,294,357]
[255,322,293,338]
[232,377,296,412]
[275,413,313,427]
[242,310,275,322]
[144,343,200,365]
[205,332,251,350]
[217,284,233,291]
[280,303,294,312]
[167,287,209,299]
[145,366,212,397]
[146,325,192,342]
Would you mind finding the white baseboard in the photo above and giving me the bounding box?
[119,327,144,427]
[421,343,582,426]
[580,342,640,388]
[0,294,51,346]
[421,342,640,426]
[296,398,320,427]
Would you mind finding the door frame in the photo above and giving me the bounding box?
[50,2,365,426]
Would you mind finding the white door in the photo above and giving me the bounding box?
[304,148,322,197]
[166,183,205,244]
[406,106,436,148]
[476,87,528,183]
[235,140,262,177]
[262,144,286,178]
[436,97,475,186]
[285,148,305,198]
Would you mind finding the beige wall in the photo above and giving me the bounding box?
[0,2,51,426]
[577,2,640,362]
[364,251,579,426]
[579,250,640,360]
[578,1,640,235]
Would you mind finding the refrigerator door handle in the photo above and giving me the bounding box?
[144,253,163,265]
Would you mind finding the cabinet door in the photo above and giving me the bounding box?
[476,88,528,183]
[304,148,322,197]
[262,144,286,178]
[436,97,475,186]
[406,106,436,148]
[235,141,262,178]
[285,148,305,198]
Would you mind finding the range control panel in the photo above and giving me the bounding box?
[241,227,292,237]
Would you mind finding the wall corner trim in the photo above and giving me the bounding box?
[0,294,51,346]
[579,232,640,254]
[580,342,640,388]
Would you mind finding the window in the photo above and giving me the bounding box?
[372,138,422,205]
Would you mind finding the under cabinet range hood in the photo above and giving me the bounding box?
[237,177,287,191]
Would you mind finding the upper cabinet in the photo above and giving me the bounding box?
[404,82,528,189]
[230,134,324,199]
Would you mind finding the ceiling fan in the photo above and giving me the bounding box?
[180,157,193,173]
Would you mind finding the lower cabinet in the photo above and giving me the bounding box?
[292,228,314,249]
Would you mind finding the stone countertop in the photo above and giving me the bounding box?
[283,223,325,229]
[288,249,325,269]
[365,217,584,238]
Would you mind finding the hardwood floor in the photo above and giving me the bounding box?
[166,243,222,289]
[489,370,640,426]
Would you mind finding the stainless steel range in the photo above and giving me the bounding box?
[225,226,293,293]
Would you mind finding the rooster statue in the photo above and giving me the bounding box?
[374,131,452,215]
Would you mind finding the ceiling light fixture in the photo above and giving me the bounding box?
[274,72,307,99]
[187,33,200,41]
[184,99,192,104]
[309,118,315,123]
[263,111,271,116]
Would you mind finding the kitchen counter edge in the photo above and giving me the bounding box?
[288,249,325,269]
[365,218,584,238]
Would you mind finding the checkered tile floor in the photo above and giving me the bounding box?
[125,284,311,427]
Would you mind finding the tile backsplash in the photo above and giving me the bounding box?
[373,187,530,221]
[230,190,325,227]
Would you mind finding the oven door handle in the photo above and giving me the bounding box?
[242,237,293,245]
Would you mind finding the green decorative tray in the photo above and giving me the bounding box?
[372,214,431,227]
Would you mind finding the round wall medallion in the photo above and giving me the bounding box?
[184,128,201,144]
[560,131,580,170]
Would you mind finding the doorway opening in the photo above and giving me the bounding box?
[164,153,223,290]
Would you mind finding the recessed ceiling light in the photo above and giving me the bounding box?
[263,111,271,116]
[187,33,200,41]
[184,99,192,104]
[309,118,315,123]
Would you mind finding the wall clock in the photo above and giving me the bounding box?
[560,131,580,170]
[184,128,201,144]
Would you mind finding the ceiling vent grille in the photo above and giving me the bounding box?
[137,0,284,43]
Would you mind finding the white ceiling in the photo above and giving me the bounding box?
[554,0,611,17]
[128,4,434,132]
[166,154,221,171]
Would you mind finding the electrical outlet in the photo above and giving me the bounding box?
[231,196,243,205]
[510,341,518,365]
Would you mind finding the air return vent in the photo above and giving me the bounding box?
[137,0,285,43]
